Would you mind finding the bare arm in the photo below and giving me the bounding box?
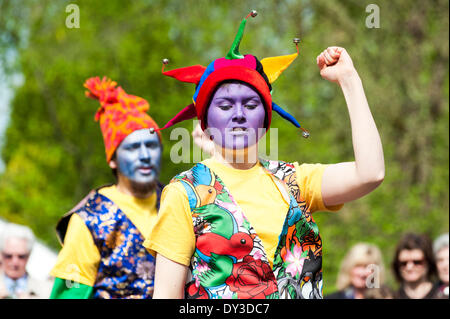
[152,253,188,299]
[317,47,385,207]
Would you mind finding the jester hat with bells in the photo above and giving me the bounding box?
[155,10,309,138]
[84,76,162,163]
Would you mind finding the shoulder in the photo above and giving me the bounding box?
[56,189,116,244]
[170,162,211,183]
[294,162,328,177]
[428,281,447,299]
[56,189,97,244]
[162,180,189,199]
[293,162,329,190]
[261,159,328,184]
[259,158,297,179]
[324,290,349,299]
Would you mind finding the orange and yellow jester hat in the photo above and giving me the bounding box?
[84,76,162,162]
[157,10,309,138]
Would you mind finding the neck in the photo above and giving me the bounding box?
[352,287,366,299]
[212,143,259,170]
[403,278,432,298]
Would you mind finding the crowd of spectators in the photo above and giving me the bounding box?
[325,232,449,299]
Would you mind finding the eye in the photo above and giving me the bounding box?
[124,144,139,151]
[145,142,158,149]
[218,105,232,111]
[244,104,258,110]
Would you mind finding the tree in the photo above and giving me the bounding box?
[0,0,448,294]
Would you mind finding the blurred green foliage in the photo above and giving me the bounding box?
[0,0,448,294]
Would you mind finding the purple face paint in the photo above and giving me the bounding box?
[206,82,266,150]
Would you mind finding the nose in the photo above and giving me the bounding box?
[232,104,246,124]
[138,143,151,163]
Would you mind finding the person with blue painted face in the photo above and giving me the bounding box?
[112,128,162,198]
[50,77,163,299]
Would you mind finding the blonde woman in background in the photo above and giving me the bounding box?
[325,243,389,299]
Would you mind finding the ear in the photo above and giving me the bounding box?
[108,158,117,169]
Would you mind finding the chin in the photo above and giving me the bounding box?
[131,171,158,184]
[133,176,156,184]
[223,143,247,150]
[222,139,257,150]
[129,179,157,197]
[7,272,25,280]
[131,178,157,189]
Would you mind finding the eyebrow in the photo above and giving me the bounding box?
[212,96,261,103]
[122,139,159,147]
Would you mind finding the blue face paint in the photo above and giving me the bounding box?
[115,129,162,185]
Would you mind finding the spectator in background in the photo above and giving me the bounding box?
[392,233,443,299]
[325,243,386,299]
[433,233,449,297]
[0,223,52,298]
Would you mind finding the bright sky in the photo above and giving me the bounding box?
[0,74,12,173]
[0,52,24,173]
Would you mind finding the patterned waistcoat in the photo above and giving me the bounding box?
[56,185,162,299]
[172,159,323,299]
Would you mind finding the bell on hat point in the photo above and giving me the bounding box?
[149,127,155,134]
[162,58,169,65]
[302,130,310,138]
[250,10,258,17]
[293,38,301,44]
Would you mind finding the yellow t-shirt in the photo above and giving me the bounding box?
[144,158,342,268]
[50,185,158,286]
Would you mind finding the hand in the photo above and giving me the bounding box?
[192,123,215,156]
[316,47,357,84]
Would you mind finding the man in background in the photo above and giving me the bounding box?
[50,77,163,298]
[0,223,52,298]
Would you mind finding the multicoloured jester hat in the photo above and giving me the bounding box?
[156,10,309,138]
[84,76,162,162]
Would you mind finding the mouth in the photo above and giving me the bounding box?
[229,127,248,135]
[137,166,154,175]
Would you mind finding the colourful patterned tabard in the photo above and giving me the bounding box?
[172,159,323,299]
[261,159,323,299]
[74,192,155,299]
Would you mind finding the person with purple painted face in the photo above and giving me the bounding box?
[50,77,163,299]
[146,11,384,299]
[206,82,266,152]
